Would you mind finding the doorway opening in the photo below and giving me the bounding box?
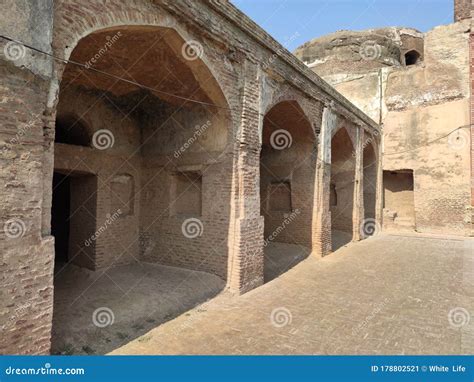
[52,172,71,266]
[330,127,355,251]
[383,170,415,231]
[51,171,98,271]
[260,100,314,282]
[363,142,377,226]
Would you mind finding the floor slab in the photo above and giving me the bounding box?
[112,234,474,355]
[264,243,310,283]
[51,262,225,354]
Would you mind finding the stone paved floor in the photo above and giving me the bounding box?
[264,243,310,283]
[112,234,474,355]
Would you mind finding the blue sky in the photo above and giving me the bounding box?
[231,0,453,51]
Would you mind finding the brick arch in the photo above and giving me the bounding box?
[263,82,318,127]
[261,98,316,145]
[49,0,233,114]
[365,133,380,161]
[330,124,357,150]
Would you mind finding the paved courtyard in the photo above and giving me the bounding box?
[112,234,474,355]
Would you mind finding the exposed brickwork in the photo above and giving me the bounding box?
[454,0,472,21]
[0,61,55,354]
[0,0,380,355]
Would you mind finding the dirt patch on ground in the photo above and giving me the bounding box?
[51,262,225,354]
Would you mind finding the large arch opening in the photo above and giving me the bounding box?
[330,127,355,251]
[260,100,314,282]
[51,26,230,354]
[363,140,377,232]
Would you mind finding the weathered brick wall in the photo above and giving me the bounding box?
[454,0,472,22]
[258,87,323,249]
[0,1,55,355]
[303,20,472,236]
[139,101,233,278]
[260,142,316,247]
[0,0,380,354]
[54,88,141,269]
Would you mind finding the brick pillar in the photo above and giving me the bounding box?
[227,59,264,294]
[352,126,364,241]
[312,105,337,256]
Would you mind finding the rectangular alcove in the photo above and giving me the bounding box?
[110,174,135,216]
[267,181,292,213]
[171,171,203,217]
[383,169,415,228]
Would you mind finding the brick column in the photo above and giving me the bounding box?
[227,59,264,294]
[312,105,337,256]
[352,126,364,241]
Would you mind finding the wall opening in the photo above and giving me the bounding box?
[383,170,415,231]
[260,100,314,283]
[404,50,420,66]
[55,114,91,146]
[51,171,98,271]
[330,127,355,251]
[268,181,292,212]
[110,174,135,216]
[171,172,202,217]
[50,25,229,354]
[330,183,337,206]
[52,172,71,265]
[363,141,377,225]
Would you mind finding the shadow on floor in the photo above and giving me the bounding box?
[332,230,352,252]
[51,262,224,355]
[264,242,310,283]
